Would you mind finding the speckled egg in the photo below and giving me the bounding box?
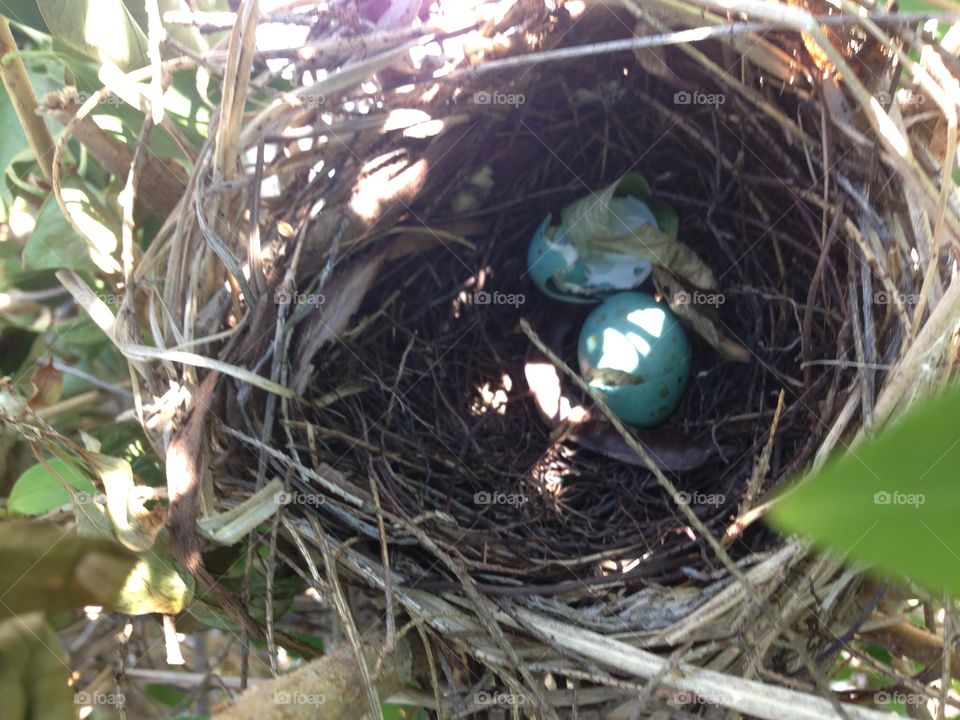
[577,291,691,426]
[526,195,658,303]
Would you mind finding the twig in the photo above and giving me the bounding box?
[0,17,55,182]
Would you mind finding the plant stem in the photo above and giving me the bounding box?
[0,16,55,182]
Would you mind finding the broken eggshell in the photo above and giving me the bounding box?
[577,291,691,427]
[526,194,658,303]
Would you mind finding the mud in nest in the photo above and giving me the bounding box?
[253,50,878,594]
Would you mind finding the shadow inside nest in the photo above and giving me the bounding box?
[267,53,861,594]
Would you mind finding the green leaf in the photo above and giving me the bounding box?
[144,682,185,707]
[0,85,28,206]
[52,313,111,346]
[86,421,164,486]
[767,382,960,598]
[1,3,49,32]
[897,0,946,13]
[114,542,195,615]
[65,57,208,159]
[71,491,195,615]
[35,0,148,70]
[22,192,95,272]
[8,457,96,514]
[5,148,49,202]
[0,613,75,720]
[0,520,136,615]
[382,705,425,720]
[60,40,210,150]
[22,180,121,273]
[0,327,39,375]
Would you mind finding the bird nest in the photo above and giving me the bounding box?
[113,1,960,717]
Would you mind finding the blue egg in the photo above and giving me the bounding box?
[526,195,657,303]
[577,292,691,426]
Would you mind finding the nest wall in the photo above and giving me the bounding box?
[132,1,960,716]
[223,10,890,590]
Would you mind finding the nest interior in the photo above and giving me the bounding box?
[235,12,880,593]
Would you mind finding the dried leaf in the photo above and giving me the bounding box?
[653,267,750,362]
[632,21,676,82]
[570,420,720,472]
[291,252,387,395]
[26,360,63,409]
[561,174,716,289]
[91,452,166,552]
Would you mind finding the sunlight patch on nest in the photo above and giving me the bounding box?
[470,373,513,416]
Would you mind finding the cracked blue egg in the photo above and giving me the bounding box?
[577,291,691,427]
[526,196,658,303]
